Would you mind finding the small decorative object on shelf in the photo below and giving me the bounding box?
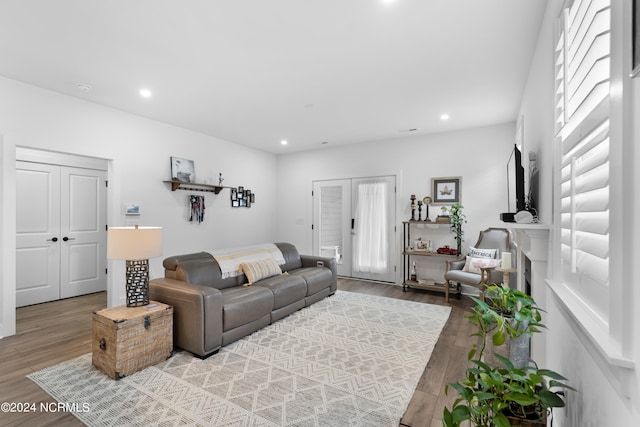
[417,199,423,221]
[436,215,450,223]
[423,196,432,221]
[410,261,417,281]
[218,173,224,186]
[170,157,195,183]
[410,194,417,221]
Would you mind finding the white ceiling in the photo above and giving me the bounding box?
[0,0,547,154]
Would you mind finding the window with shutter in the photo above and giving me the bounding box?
[550,0,634,367]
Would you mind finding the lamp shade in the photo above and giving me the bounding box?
[107,226,163,260]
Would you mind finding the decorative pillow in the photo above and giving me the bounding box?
[463,256,499,274]
[239,258,282,285]
[469,247,497,259]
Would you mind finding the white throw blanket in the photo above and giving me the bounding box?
[206,243,286,278]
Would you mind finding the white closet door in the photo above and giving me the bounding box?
[60,167,107,298]
[16,161,61,306]
[16,162,107,307]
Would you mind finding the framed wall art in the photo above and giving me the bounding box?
[231,186,255,208]
[431,176,461,204]
[170,157,195,183]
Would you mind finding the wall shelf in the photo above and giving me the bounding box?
[163,180,225,194]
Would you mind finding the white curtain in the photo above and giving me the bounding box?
[353,182,388,273]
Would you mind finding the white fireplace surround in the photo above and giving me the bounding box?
[507,223,550,365]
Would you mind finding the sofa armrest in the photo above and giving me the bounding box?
[149,278,223,358]
[300,255,338,293]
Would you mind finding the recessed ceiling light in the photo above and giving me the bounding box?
[75,83,92,93]
[139,88,152,98]
[281,140,288,146]
[440,114,450,121]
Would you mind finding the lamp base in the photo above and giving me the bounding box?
[125,259,150,307]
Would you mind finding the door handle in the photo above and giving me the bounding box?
[62,237,76,242]
[47,237,59,242]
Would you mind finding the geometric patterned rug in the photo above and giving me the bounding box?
[28,290,450,426]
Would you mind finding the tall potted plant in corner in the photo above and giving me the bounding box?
[442,203,466,255]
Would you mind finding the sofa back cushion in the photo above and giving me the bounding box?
[175,258,243,290]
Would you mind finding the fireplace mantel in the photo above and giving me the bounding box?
[509,224,550,261]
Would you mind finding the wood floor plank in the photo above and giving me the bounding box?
[0,281,475,427]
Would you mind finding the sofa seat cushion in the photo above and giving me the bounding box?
[220,286,273,331]
[290,267,333,296]
[256,274,307,309]
[444,269,484,286]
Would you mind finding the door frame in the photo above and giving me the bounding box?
[16,148,109,306]
[312,174,398,283]
[1,141,115,339]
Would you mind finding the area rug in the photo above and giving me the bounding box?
[28,290,451,426]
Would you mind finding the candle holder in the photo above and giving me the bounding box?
[423,196,432,221]
[417,200,423,221]
[410,194,416,221]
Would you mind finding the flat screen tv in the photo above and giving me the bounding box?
[503,144,525,220]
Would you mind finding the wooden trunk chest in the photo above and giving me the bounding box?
[92,301,173,380]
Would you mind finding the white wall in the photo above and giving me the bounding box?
[0,76,279,337]
[518,1,640,425]
[276,122,516,286]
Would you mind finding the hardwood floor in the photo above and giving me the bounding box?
[0,280,474,427]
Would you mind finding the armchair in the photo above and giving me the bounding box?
[444,227,512,302]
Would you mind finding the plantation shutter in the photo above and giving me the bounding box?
[555,0,610,319]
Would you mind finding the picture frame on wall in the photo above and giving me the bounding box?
[170,157,195,183]
[125,203,140,216]
[432,176,461,204]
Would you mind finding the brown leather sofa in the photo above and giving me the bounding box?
[149,242,337,358]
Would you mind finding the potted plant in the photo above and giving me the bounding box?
[467,284,544,367]
[444,284,574,427]
[443,355,573,427]
[441,203,466,255]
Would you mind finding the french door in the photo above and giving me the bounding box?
[16,161,107,307]
[312,176,395,282]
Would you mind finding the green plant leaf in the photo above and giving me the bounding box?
[442,407,454,427]
[539,389,566,408]
[492,330,505,346]
[493,412,511,427]
[504,392,538,406]
[467,348,476,360]
[450,405,470,424]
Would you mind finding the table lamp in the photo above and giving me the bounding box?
[107,225,163,307]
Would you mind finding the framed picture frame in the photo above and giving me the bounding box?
[633,0,640,77]
[125,203,140,216]
[432,176,461,204]
[170,157,195,183]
